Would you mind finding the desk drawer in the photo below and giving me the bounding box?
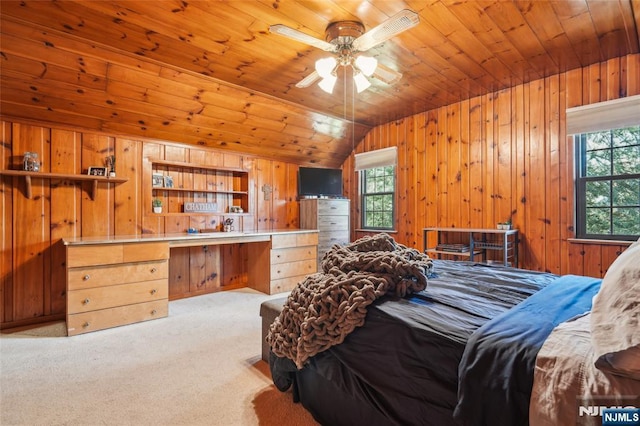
[271,246,317,264]
[68,260,168,290]
[67,242,169,268]
[67,300,168,336]
[68,279,168,314]
[270,259,316,280]
[270,275,308,294]
[271,232,319,249]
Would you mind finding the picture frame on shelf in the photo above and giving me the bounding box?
[88,167,108,177]
[163,175,174,188]
[152,173,164,188]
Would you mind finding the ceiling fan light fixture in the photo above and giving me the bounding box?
[318,74,337,94]
[353,72,371,93]
[355,55,378,77]
[315,57,337,78]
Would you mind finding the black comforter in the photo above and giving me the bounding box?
[270,260,558,425]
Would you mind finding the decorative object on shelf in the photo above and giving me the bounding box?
[223,217,234,232]
[106,155,116,177]
[229,206,243,213]
[152,173,164,188]
[152,198,163,214]
[23,152,40,171]
[497,218,512,230]
[184,202,217,213]
[163,175,174,188]
[88,167,108,177]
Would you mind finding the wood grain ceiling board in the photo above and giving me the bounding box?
[1,0,638,167]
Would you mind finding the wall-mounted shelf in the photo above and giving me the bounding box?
[150,159,249,215]
[0,170,128,200]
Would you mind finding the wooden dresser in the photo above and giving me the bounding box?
[300,198,350,268]
[66,242,169,336]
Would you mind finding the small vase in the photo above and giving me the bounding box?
[153,207,162,214]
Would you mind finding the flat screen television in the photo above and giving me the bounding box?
[298,167,343,198]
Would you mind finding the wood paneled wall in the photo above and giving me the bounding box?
[343,53,639,277]
[0,122,299,328]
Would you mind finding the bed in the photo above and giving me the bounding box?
[267,234,640,426]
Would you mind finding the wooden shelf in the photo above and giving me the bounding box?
[152,186,248,196]
[150,158,249,215]
[151,159,246,174]
[0,170,128,200]
[149,212,250,217]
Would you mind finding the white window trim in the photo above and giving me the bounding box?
[566,95,640,135]
[354,146,397,171]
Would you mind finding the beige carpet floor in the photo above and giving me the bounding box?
[0,288,319,426]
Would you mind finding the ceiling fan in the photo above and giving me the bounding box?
[270,9,419,94]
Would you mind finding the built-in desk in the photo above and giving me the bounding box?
[63,230,318,335]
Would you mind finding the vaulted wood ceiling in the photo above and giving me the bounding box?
[1,1,639,167]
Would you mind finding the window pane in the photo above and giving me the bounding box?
[612,127,639,148]
[585,181,610,206]
[612,179,640,206]
[585,149,611,176]
[361,166,395,229]
[586,132,611,150]
[613,207,640,235]
[613,146,640,175]
[585,207,611,234]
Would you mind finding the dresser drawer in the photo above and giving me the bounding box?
[317,200,349,215]
[317,215,349,230]
[270,259,316,280]
[67,300,168,336]
[67,279,168,314]
[67,242,169,268]
[68,260,168,291]
[318,231,350,247]
[271,246,317,264]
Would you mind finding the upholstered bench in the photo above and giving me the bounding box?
[259,297,287,362]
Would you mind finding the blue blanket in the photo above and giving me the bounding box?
[453,274,602,425]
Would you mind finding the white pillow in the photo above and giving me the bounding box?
[590,238,640,379]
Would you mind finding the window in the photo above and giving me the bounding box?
[361,165,395,230]
[355,147,397,231]
[575,126,640,240]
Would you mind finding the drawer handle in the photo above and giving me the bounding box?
[150,267,157,273]
[151,309,157,315]
[83,274,90,281]
[83,298,90,305]
[150,289,157,295]
[82,322,90,328]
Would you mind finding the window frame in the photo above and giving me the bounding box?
[360,165,396,231]
[574,129,640,241]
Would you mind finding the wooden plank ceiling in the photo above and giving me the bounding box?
[1,0,639,167]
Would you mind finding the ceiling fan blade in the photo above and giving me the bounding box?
[372,63,403,85]
[352,9,419,52]
[295,70,321,88]
[269,24,336,52]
